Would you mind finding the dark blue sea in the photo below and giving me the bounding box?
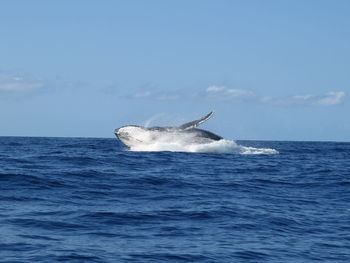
[1,136,349,262]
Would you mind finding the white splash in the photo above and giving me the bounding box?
[143,113,165,128]
[129,135,278,155]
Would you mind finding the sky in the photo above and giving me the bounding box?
[0,0,349,141]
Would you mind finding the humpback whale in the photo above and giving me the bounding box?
[115,112,222,148]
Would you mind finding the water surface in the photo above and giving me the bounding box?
[0,137,349,262]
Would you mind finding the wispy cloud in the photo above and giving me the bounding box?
[0,74,44,94]
[127,85,256,102]
[261,91,345,106]
[205,86,345,106]
[130,90,182,101]
[125,84,345,107]
[312,91,345,106]
[205,85,255,101]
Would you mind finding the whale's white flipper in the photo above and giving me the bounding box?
[178,111,214,130]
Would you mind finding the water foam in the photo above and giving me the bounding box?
[129,135,278,155]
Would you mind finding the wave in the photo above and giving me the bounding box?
[129,138,278,155]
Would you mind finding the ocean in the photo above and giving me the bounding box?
[0,136,349,262]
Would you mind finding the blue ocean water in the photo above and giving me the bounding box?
[0,136,349,262]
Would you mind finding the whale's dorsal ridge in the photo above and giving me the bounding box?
[178,111,214,130]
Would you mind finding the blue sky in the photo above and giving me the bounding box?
[0,0,349,141]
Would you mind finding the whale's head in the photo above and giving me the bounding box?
[114,126,150,147]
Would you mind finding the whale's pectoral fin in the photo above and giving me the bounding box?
[178,111,214,130]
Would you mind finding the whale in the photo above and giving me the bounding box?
[115,111,222,148]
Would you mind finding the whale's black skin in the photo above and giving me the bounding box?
[114,112,222,148]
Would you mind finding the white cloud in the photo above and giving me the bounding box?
[293,94,314,101]
[126,84,346,107]
[0,74,44,93]
[130,90,181,101]
[206,85,255,101]
[262,91,346,106]
[313,91,345,106]
[206,86,225,92]
[207,85,345,106]
[260,96,272,103]
[133,91,152,98]
[157,94,181,100]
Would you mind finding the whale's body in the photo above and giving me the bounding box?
[115,112,222,148]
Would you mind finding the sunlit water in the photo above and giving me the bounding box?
[0,137,349,262]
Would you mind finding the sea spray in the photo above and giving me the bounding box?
[143,113,165,128]
[129,136,278,154]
